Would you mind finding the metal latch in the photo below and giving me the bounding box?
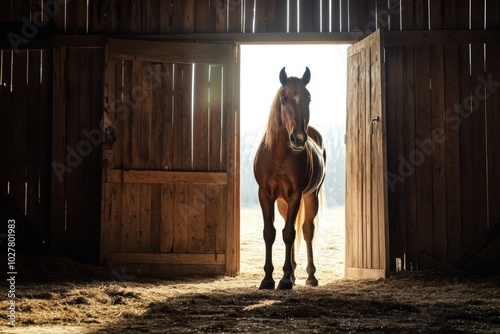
[104,127,116,149]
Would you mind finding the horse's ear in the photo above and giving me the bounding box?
[301,67,311,85]
[279,67,288,86]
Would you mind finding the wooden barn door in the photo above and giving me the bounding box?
[345,29,390,279]
[100,39,239,277]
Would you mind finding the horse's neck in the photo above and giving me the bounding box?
[272,129,293,158]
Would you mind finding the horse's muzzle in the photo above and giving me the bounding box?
[290,132,307,150]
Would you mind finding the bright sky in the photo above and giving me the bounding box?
[240,44,349,136]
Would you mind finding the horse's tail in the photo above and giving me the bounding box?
[294,186,323,251]
[295,197,306,251]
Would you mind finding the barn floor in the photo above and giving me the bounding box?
[1,208,500,333]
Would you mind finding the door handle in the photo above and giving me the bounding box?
[370,116,380,135]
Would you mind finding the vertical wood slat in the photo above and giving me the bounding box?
[254,0,267,33]
[0,51,11,193]
[299,0,316,32]
[470,43,488,237]
[209,65,223,171]
[288,0,298,32]
[214,0,228,33]
[0,51,10,196]
[51,47,67,254]
[321,0,330,32]
[413,0,429,30]
[188,184,206,252]
[340,0,348,32]
[26,51,42,238]
[372,38,387,270]
[403,45,417,269]
[266,0,287,33]
[193,64,210,171]
[227,0,242,33]
[429,0,443,30]
[130,0,143,33]
[39,49,52,246]
[9,51,28,216]
[77,48,93,260]
[160,0,174,33]
[122,61,132,169]
[385,47,404,268]
[64,48,81,256]
[173,0,195,33]
[144,0,161,33]
[444,45,462,262]
[458,43,475,250]
[75,0,89,33]
[90,48,103,261]
[414,45,432,268]
[139,62,153,252]
[430,45,447,262]
[388,0,402,31]
[196,0,214,33]
[443,0,457,28]
[486,44,500,230]
[131,61,143,169]
[362,44,369,269]
[331,0,341,32]
[345,50,360,269]
[244,0,254,33]
[400,0,414,30]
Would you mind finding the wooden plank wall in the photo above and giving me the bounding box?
[1,0,500,271]
[385,1,500,273]
[50,47,103,261]
[0,49,52,253]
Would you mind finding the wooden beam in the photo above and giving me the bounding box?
[106,169,228,185]
[107,38,234,64]
[384,29,500,45]
[2,29,500,50]
[110,252,225,265]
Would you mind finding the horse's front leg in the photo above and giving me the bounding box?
[258,188,276,290]
[303,193,319,286]
[278,194,301,290]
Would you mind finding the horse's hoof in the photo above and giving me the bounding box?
[306,278,319,287]
[277,279,293,290]
[259,279,275,290]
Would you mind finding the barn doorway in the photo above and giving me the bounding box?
[239,44,348,285]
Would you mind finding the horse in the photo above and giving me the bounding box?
[253,67,327,290]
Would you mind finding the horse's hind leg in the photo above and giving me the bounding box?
[258,188,276,290]
[303,193,319,286]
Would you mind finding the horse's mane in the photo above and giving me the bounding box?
[264,77,308,150]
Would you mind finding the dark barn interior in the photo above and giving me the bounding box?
[1,0,500,282]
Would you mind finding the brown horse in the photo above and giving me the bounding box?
[253,67,326,290]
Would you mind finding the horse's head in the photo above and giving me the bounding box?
[278,67,311,151]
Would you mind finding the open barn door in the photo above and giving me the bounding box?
[345,29,389,279]
[100,39,239,277]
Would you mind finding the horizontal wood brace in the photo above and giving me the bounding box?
[384,29,500,46]
[344,267,388,280]
[110,252,225,265]
[107,38,234,64]
[106,169,227,185]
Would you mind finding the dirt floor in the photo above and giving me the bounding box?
[1,208,500,333]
